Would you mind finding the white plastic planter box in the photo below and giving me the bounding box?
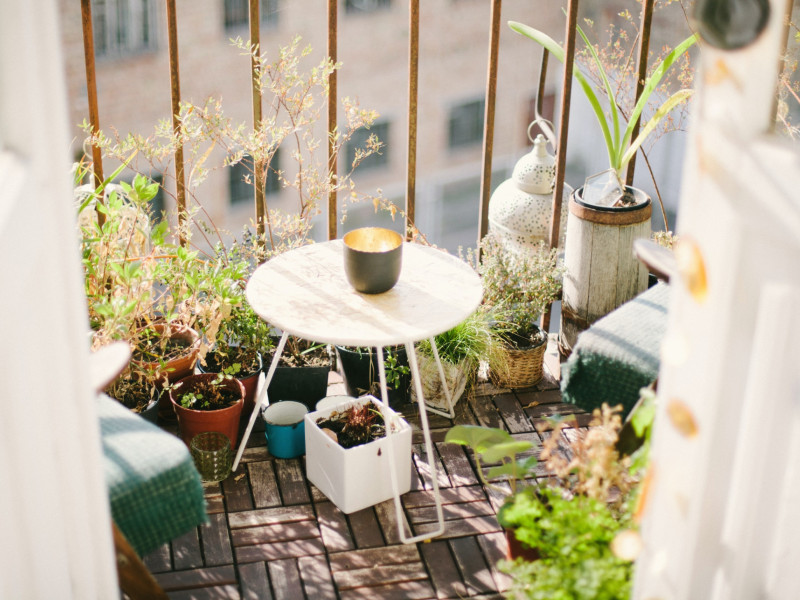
[305,395,412,514]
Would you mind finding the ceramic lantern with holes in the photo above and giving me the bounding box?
[488,125,572,254]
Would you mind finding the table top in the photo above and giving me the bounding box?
[245,240,483,347]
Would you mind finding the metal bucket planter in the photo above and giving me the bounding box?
[411,353,469,411]
[559,186,651,356]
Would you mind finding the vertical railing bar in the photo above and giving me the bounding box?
[477,0,502,243]
[625,0,654,186]
[327,0,338,240]
[405,0,419,240]
[250,0,266,242]
[166,0,187,246]
[79,0,106,226]
[542,0,579,334]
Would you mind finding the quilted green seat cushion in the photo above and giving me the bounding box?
[561,283,669,418]
[97,394,207,556]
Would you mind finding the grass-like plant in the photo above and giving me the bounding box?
[509,20,697,186]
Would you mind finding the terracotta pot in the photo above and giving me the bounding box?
[505,528,540,562]
[198,350,263,418]
[170,373,244,448]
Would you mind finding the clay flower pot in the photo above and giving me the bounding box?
[169,373,244,448]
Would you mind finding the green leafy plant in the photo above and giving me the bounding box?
[499,486,633,600]
[417,307,506,381]
[469,232,562,345]
[509,20,697,186]
[444,425,537,496]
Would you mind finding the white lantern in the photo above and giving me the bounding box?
[488,131,571,253]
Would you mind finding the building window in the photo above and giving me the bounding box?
[345,0,391,14]
[229,152,281,206]
[224,0,279,30]
[92,0,158,59]
[447,98,485,149]
[345,121,389,172]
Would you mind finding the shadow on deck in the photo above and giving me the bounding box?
[145,338,587,599]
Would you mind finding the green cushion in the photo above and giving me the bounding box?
[97,394,207,556]
[561,283,669,418]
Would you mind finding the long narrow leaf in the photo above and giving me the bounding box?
[77,150,139,214]
[575,23,621,163]
[509,21,616,170]
[620,33,698,160]
[620,89,693,168]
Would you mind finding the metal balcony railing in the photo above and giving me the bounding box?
[78,0,657,257]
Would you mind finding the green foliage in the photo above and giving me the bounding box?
[472,232,562,342]
[417,308,506,384]
[445,425,536,496]
[509,20,697,183]
[499,486,633,600]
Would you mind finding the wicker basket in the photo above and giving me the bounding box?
[491,335,547,389]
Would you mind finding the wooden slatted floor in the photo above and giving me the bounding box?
[145,339,587,599]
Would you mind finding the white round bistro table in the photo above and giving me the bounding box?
[235,240,483,543]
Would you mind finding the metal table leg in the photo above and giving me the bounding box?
[232,331,288,472]
[419,337,456,419]
[376,343,446,544]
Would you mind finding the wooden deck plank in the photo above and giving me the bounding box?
[168,584,241,599]
[436,441,480,487]
[275,458,310,505]
[298,555,337,599]
[477,531,513,593]
[329,544,421,571]
[413,442,451,490]
[238,561,273,600]
[154,564,237,591]
[143,543,171,574]
[413,515,501,540]
[406,499,495,524]
[374,498,409,545]
[333,561,429,589]
[338,580,437,600]
[235,537,326,564]
[172,527,203,570]
[229,505,316,529]
[249,460,281,508]
[402,484,486,507]
[420,540,469,599]
[268,558,303,600]
[223,464,254,512]
[348,507,385,548]
[231,520,320,547]
[450,536,496,595]
[201,512,233,566]
[315,500,356,552]
[493,393,536,433]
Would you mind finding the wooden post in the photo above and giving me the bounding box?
[250,0,266,242]
[165,0,187,246]
[477,0,501,244]
[405,0,419,240]
[327,0,338,240]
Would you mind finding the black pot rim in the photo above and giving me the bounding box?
[573,185,651,213]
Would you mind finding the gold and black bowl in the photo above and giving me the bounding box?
[342,227,403,294]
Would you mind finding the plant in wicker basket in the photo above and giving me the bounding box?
[476,232,563,388]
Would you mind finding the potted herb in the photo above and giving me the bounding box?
[476,232,562,388]
[168,373,245,448]
[446,398,654,590]
[304,395,412,514]
[335,346,411,407]
[413,308,507,412]
[509,21,697,352]
[198,303,271,417]
[104,367,161,424]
